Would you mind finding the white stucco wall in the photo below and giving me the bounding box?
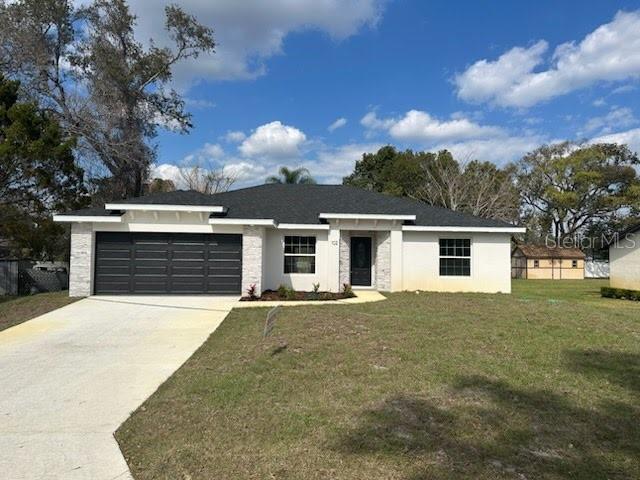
[402,231,512,293]
[609,234,640,290]
[264,228,330,291]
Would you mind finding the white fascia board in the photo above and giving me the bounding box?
[278,223,330,230]
[209,218,277,227]
[402,225,526,234]
[53,215,123,223]
[105,203,226,213]
[319,213,416,221]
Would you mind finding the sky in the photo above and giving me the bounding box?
[123,0,640,188]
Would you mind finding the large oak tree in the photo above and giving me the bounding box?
[0,0,215,199]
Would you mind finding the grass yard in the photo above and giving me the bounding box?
[116,280,640,480]
[0,291,77,333]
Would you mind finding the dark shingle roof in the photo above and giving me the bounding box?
[515,245,585,259]
[61,184,519,228]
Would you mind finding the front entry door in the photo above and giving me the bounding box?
[350,237,372,286]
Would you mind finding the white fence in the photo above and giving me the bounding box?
[585,260,609,279]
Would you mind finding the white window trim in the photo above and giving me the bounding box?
[438,237,472,278]
[283,235,317,275]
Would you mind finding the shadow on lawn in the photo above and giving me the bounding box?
[564,349,640,394]
[333,368,640,479]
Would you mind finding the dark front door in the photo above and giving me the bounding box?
[350,236,372,286]
[94,232,242,295]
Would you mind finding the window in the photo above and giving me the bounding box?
[439,239,470,276]
[533,259,539,268]
[572,260,578,268]
[284,236,316,273]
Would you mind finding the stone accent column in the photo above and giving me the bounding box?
[327,227,341,292]
[375,231,392,291]
[339,230,351,288]
[390,228,403,292]
[242,226,265,296]
[69,223,94,297]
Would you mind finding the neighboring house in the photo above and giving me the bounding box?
[54,184,524,297]
[608,223,640,290]
[511,245,585,280]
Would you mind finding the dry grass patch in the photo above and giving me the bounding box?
[0,291,77,332]
[117,280,640,479]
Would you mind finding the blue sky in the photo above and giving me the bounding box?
[125,0,640,187]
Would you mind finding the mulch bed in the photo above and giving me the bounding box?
[240,290,354,302]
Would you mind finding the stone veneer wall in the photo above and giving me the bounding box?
[242,226,264,295]
[339,230,351,287]
[69,223,94,297]
[375,231,391,291]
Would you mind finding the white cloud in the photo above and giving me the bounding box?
[455,11,640,107]
[328,117,348,132]
[580,107,637,135]
[223,130,246,143]
[361,109,505,142]
[360,111,396,130]
[432,135,545,165]
[592,127,640,155]
[239,121,307,158]
[307,142,383,183]
[119,0,385,86]
[200,142,225,158]
[184,97,216,109]
[592,98,607,107]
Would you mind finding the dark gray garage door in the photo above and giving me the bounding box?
[94,232,242,295]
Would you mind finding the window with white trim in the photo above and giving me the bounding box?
[284,236,316,273]
[439,239,471,276]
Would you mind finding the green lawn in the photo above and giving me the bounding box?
[0,291,77,332]
[116,280,640,480]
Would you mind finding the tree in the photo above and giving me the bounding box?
[344,146,519,222]
[0,0,215,198]
[266,166,316,185]
[180,165,236,194]
[0,74,86,258]
[146,178,176,194]
[516,142,640,242]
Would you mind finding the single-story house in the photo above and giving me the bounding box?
[511,245,585,279]
[54,184,524,297]
[608,223,640,290]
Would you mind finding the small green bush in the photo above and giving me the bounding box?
[285,287,297,300]
[601,286,640,301]
[277,285,288,299]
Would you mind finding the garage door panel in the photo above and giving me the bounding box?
[95,232,241,294]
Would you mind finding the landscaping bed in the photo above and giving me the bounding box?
[117,279,640,479]
[240,284,355,302]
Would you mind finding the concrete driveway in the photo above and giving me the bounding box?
[0,295,238,480]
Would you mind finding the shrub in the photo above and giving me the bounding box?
[285,287,297,300]
[320,292,333,301]
[246,283,257,300]
[277,284,288,299]
[601,286,640,301]
[312,282,320,294]
[342,283,355,298]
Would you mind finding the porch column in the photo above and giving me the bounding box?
[242,226,265,296]
[327,226,341,292]
[339,230,351,288]
[375,231,391,291]
[390,227,403,292]
[69,222,95,297]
